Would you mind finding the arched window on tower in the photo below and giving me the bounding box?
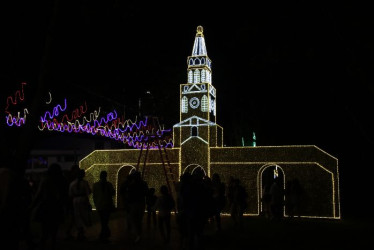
[194,70,200,83]
[201,69,206,82]
[191,126,198,136]
[213,99,216,116]
[201,95,208,112]
[182,96,188,113]
[188,70,193,83]
[207,71,211,83]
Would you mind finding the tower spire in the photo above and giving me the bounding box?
[192,26,207,56]
[183,26,216,123]
[186,26,213,85]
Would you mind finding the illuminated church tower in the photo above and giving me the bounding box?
[173,26,223,176]
[81,25,340,219]
[182,26,215,122]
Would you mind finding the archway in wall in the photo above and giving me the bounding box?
[258,164,285,217]
[116,165,136,208]
[183,164,206,176]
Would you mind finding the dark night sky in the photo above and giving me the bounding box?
[1,1,373,217]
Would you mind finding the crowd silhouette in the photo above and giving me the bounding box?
[0,161,307,250]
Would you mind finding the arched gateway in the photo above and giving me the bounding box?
[80,26,340,219]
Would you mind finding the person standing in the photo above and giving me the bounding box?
[93,170,115,242]
[269,178,284,220]
[155,185,175,244]
[121,171,148,243]
[69,169,91,240]
[261,183,272,219]
[211,173,226,231]
[228,178,248,228]
[64,164,80,239]
[1,163,23,250]
[145,187,158,229]
[31,163,68,250]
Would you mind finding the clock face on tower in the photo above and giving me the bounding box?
[189,97,200,109]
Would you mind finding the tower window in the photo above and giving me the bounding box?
[201,95,208,112]
[213,99,216,116]
[194,70,200,83]
[182,96,188,113]
[188,71,193,83]
[201,69,206,82]
[207,71,211,83]
[191,126,198,136]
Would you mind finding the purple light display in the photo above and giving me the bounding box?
[4,83,173,148]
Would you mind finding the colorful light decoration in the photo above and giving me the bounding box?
[38,103,173,149]
[6,108,29,127]
[46,92,52,104]
[60,101,88,122]
[4,84,173,149]
[40,99,67,122]
[5,82,28,126]
[39,115,173,149]
[5,82,27,113]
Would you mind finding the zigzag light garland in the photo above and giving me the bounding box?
[5,82,28,127]
[5,82,27,113]
[4,83,173,148]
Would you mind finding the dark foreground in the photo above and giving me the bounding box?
[19,210,370,250]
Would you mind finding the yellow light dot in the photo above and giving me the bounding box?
[197,26,204,35]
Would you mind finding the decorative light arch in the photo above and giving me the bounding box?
[257,164,286,216]
[116,164,137,206]
[183,164,206,176]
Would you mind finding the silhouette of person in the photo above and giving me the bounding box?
[69,168,91,240]
[120,170,148,243]
[155,185,175,244]
[269,178,284,220]
[187,168,211,249]
[176,172,191,249]
[261,183,272,219]
[1,156,37,250]
[93,170,115,242]
[146,187,157,229]
[31,163,68,250]
[228,178,248,228]
[119,172,132,231]
[64,164,80,239]
[211,173,226,231]
[18,172,35,249]
[0,161,21,250]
